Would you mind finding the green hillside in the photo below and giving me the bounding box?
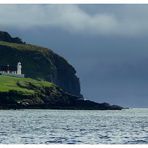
[0,75,55,94]
[0,41,50,53]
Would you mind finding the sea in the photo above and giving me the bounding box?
[0,108,147,144]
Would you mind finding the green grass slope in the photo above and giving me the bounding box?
[0,41,50,54]
[0,75,55,94]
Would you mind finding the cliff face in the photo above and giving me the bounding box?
[0,31,81,97]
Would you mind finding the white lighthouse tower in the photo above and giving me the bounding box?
[17,62,22,75]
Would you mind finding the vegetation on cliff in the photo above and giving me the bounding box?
[0,75,123,110]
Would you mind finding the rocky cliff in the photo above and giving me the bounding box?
[0,31,81,97]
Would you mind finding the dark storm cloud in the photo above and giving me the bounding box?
[1,4,148,107]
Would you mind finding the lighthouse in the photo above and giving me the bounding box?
[17,62,22,75]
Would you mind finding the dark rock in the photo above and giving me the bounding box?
[0,31,24,44]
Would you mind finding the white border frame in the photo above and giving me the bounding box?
[0,0,147,4]
[0,1,147,147]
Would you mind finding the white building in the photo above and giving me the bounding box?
[0,62,25,78]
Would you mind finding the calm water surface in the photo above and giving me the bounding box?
[0,108,148,144]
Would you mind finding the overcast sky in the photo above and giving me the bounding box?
[1,4,148,107]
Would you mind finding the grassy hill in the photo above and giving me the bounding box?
[0,75,55,94]
[0,41,50,53]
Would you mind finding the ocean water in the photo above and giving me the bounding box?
[0,108,148,144]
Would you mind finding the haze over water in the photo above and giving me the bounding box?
[0,109,148,144]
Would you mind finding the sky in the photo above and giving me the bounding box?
[1,4,148,107]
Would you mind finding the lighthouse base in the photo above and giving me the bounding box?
[0,72,25,78]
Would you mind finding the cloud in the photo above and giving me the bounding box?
[0,5,148,36]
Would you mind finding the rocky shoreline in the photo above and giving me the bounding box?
[0,76,123,110]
